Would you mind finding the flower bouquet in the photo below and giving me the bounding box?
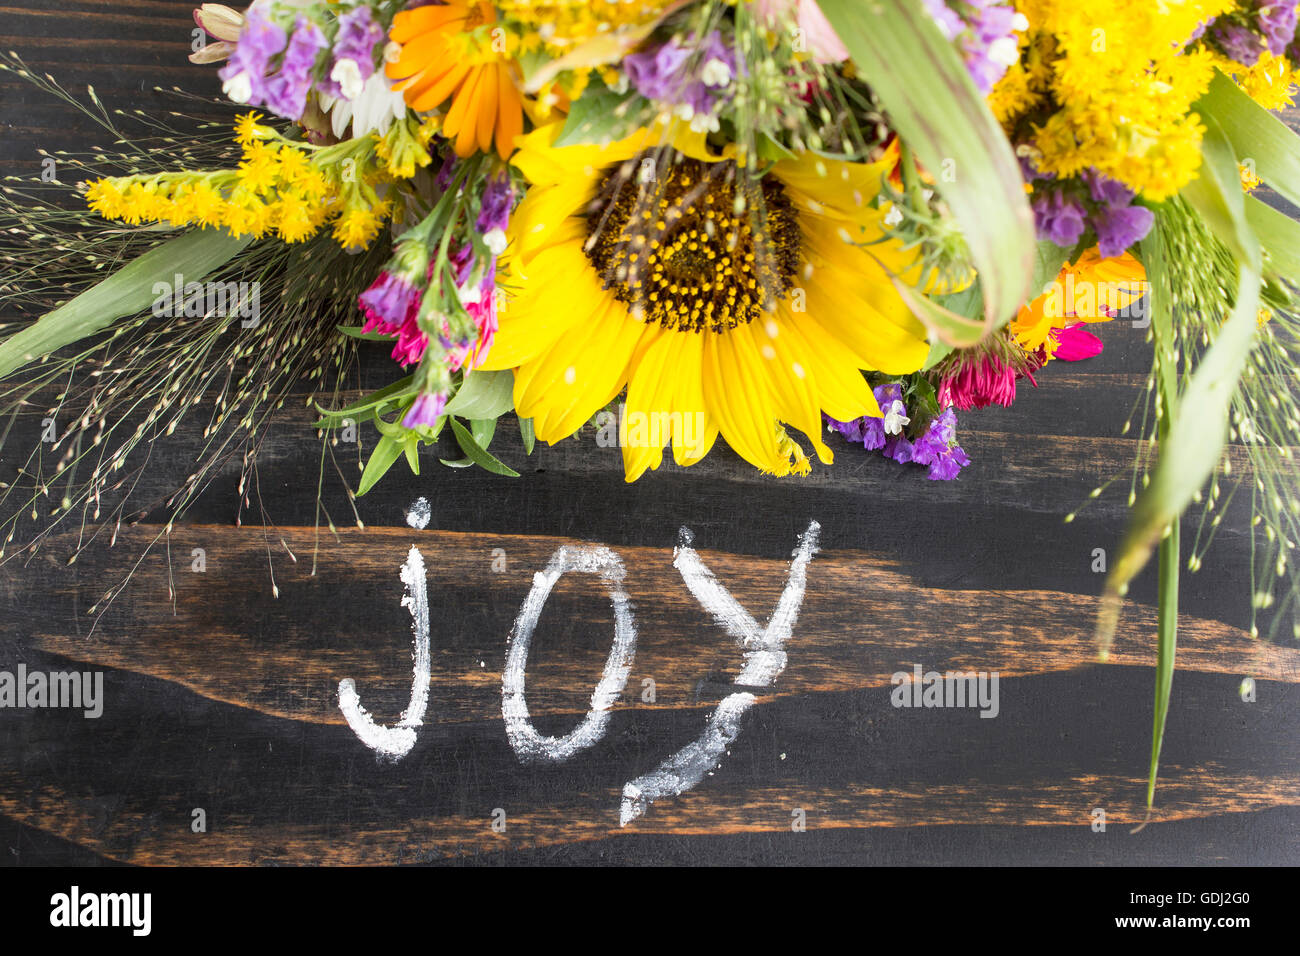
[2,0,1300,815]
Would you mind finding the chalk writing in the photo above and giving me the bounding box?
[337,508,819,821]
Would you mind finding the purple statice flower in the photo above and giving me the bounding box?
[1188,18,1215,44]
[323,6,384,100]
[1258,2,1299,56]
[434,154,458,192]
[403,390,447,430]
[920,0,966,39]
[1213,20,1267,65]
[911,408,971,481]
[921,0,1026,95]
[825,385,972,480]
[218,6,287,105]
[624,31,737,131]
[925,442,972,480]
[1082,170,1154,258]
[262,17,328,120]
[476,173,515,256]
[826,383,917,466]
[1034,191,1087,248]
[1091,204,1155,258]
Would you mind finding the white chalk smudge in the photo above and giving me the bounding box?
[503,545,638,764]
[338,545,431,760]
[619,521,819,825]
[406,496,431,530]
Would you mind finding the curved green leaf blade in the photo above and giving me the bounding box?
[0,228,252,379]
[818,0,1036,341]
[449,417,520,477]
[1195,70,1300,211]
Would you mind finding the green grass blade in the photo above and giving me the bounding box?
[1245,195,1300,277]
[1145,519,1180,819]
[1097,120,1261,657]
[818,0,1035,340]
[0,228,252,379]
[1195,70,1300,211]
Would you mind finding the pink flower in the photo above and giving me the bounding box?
[753,0,849,64]
[1050,323,1104,361]
[937,352,1022,410]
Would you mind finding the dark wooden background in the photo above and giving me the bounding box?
[0,0,1296,866]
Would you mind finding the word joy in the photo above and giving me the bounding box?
[338,506,819,826]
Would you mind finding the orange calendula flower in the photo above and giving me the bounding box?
[1012,248,1147,360]
[386,1,524,160]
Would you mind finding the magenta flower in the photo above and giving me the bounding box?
[1050,324,1104,361]
[937,351,1021,410]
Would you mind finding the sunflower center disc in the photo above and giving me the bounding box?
[582,153,801,333]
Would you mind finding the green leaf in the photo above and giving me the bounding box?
[519,416,536,455]
[1195,70,1300,211]
[1098,120,1261,656]
[403,437,420,475]
[470,416,496,449]
[336,325,397,342]
[1245,195,1300,278]
[314,374,416,427]
[0,228,252,379]
[1097,123,1262,817]
[1179,116,1260,272]
[1030,240,1073,302]
[553,81,647,148]
[818,0,1036,341]
[357,432,405,497]
[449,417,520,477]
[1147,520,1180,817]
[440,368,514,420]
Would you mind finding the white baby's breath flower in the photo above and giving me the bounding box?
[883,399,911,436]
[988,37,1020,68]
[222,71,252,104]
[483,228,508,256]
[689,111,720,134]
[700,57,732,88]
[331,59,365,101]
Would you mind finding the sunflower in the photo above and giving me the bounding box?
[386,1,523,159]
[477,123,935,481]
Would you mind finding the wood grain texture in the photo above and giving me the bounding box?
[0,0,1297,866]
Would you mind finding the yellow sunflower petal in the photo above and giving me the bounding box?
[621,328,678,481]
[798,253,929,374]
[660,332,719,467]
[702,328,784,474]
[750,314,834,464]
[514,299,646,443]
[508,179,591,266]
[479,242,601,369]
[780,314,881,423]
